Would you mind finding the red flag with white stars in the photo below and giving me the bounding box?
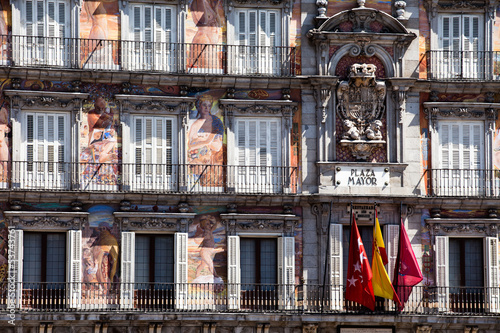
[346,214,375,311]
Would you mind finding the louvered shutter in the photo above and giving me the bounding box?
[485,237,500,313]
[36,1,44,37]
[67,230,82,308]
[120,232,135,309]
[435,236,449,312]
[278,236,295,310]
[329,224,343,310]
[385,225,399,283]
[25,1,34,36]
[9,229,23,308]
[227,235,240,310]
[175,232,188,310]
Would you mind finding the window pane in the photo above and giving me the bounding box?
[260,239,277,285]
[23,233,42,283]
[154,235,174,284]
[240,238,256,286]
[46,233,65,284]
[135,235,150,284]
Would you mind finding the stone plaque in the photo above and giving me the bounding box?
[336,166,389,187]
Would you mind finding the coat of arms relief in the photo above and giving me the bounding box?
[337,63,386,160]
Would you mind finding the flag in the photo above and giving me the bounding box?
[372,212,401,307]
[393,219,423,311]
[346,214,375,311]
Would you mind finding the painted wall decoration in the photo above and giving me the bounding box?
[80,0,120,67]
[0,208,7,285]
[82,205,120,303]
[327,0,392,14]
[187,90,226,188]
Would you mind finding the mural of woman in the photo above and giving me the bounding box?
[0,105,10,182]
[192,213,224,284]
[188,95,224,186]
[189,0,224,69]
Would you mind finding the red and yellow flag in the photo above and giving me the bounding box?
[372,211,401,307]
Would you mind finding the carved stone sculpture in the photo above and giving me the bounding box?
[337,63,386,160]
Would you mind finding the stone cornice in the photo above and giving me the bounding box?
[425,218,499,237]
[4,211,88,230]
[115,94,196,115]
[114,212,196,232]
[4,90,89,110]
[220,213,300,236]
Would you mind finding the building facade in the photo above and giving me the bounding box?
[0,0,499,332]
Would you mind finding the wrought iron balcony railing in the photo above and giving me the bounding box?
[0,161,299,194]
[0,35,297,77]
[1,283,498,316]
[426,168,500,197]
[425,50,500,81]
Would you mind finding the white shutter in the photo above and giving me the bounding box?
[435,236,449,312]
[227,236,240,310]
[175,232,188,310]
[67,230,82,309]
[329,224,343,311]
[8,229,23,308]
[133,6,142,42]
[385,224,400,282]
[278,236,295,310]
[120,232,135,309]
[485,237,500,313]
[236,118,281,167]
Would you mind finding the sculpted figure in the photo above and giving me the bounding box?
[366,120,383,140]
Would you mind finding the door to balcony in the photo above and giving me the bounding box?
[437,121,484,196]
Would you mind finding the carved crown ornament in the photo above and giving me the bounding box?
[114,94,196,115]
[114,212,196,232]
[425,218,499,237]
[4,211,89,230]
[4,90,89,111]
[337,63,386,160]
[220,213,300,236]
[424,1,499,19]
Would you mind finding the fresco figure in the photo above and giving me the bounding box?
[189,0,224,69]
[0,105,9,182]
[80,96,118,185]
[195,214,223,279]
[188,95,224,186]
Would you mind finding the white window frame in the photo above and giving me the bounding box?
[434,235,499,313]
[131,114,177,191]
[121,3,177,71]
[227,6,288,75]
[233,117,281,193]
[226,234,295,310]
[14,0,71,66]
[20,111,70,190]
[436,120,485,196]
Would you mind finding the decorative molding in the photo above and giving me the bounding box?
[425,218,500,237]
[115,95,196,115]
[302,324,318,333]
[4,90,89,111]
[311,203,331,234]
[394,1,407,20]
[114,212,196,232]
[220,213,300,236]
[4,211,88,230]
[392,86,409,124]
[316,0,328,18]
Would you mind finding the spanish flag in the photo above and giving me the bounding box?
[372,211,401,307]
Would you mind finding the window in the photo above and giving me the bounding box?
[123,4,176,71]
[20,0,70,66]
[227,235,294,310]
[23,232,66,285]
[231,9,280,75]
[135,234,174,285]
[234,118,281,193]
[435,236,499,313]
[132,115,176,191]
[438,14,482,79]
[437,121,484,196]
[22,112,70,189]
[120,232,187,310]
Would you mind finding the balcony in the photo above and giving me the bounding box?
[0,35,297,77]
[426,169,500,197]
[0,161,298,195]
[425,50,500,81]
[1,283,498,316]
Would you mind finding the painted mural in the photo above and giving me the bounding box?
[82,205,120,304]
[80,0,120,67]
[80,87,121,188]
[188,90,226,188]
[0,208,7,286]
